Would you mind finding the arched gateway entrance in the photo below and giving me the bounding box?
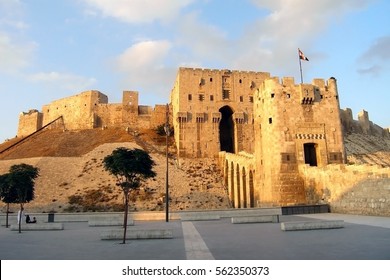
[219,106,234,153]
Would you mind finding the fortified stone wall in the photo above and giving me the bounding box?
[299,164,390,216]
[94,103,123,128]
[171,67,270,158]
[253,77,345,206]
[17,90,167,137]
[14,66,390,215]
[340,108,390,138]
[17,110,43,137]
[41,90,106,131]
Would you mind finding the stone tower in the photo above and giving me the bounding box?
[170,67,270,158]
[253,77,346,206]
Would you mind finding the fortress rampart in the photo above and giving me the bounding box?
[14,66,390,213]
[17,90,167,137]
[340,108,390,138]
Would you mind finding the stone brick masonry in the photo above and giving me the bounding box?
[14,67,390,215]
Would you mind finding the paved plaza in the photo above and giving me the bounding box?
[0,213,389,260]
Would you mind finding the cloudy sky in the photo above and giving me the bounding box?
[0,0,389,142]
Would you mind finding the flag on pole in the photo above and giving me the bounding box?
[299,49,309,61]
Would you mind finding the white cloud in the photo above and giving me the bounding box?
[0,32,36,73]
[357,36,390,76]
[116,40,172,70]
[230,0,371,73]
[360,36,390,62]
[0,19,29,30]
[175,12,230,64]
[82,0,194,23]
[114,40,176,99]
[168,0,370,75]
[28,71,97,92]
[0,0,34,73]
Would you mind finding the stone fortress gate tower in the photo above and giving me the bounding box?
[170,67,346,208]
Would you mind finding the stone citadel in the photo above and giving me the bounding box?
[16,67,390,213]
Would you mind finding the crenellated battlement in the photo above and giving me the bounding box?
[178,67,270,76]
[17,90,167,137]
[340,108,389,137]
[262,76,337,90]
[257,76,339,107]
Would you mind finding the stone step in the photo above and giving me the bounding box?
[281,220,344,231]
[100,229,173,240]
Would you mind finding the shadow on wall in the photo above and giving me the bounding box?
[302,165,390,216]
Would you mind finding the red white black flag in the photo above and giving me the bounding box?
[299,49,309,61]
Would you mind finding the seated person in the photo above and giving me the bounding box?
[26,215,37,223]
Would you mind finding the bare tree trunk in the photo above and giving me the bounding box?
[5,203,9,228]
[122,192,129,244]
[18,204,23,233]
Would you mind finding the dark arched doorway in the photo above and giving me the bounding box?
[219,106,234,153]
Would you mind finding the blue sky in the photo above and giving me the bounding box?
[0,0,389,142]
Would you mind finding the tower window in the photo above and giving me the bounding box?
[210,95,214,101]
[210,77,213,82]
[188,94,192,101]
[199,94,204,101]
[271,93,275,98]
[269,118,272,124]
[239,96,243,102]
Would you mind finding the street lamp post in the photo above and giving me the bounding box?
[164,104,170,222]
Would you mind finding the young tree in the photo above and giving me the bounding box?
[103,148,156,244]
[0,174,16,228]
[7,164,39,233]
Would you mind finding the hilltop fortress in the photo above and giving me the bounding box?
[17,90,168,137]
[16,67,390,214]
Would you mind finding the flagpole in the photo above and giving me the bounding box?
[298,48,304,84]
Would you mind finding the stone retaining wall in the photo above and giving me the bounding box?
[299,164,390,216]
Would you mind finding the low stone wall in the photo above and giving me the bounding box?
[299,164,390,216]
[281,220,344,231]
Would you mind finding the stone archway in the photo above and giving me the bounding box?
[219,106,234,153]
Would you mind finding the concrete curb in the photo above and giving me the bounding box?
[88,218,134,227]
[281,220,344,231]
[231,215,279,224]
[100,229,173,240]
[180,214,220,221]
[10,223,64,231]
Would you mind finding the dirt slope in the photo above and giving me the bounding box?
[1,127,389,213]
[345,133,390,166]
[0,129,229,213]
